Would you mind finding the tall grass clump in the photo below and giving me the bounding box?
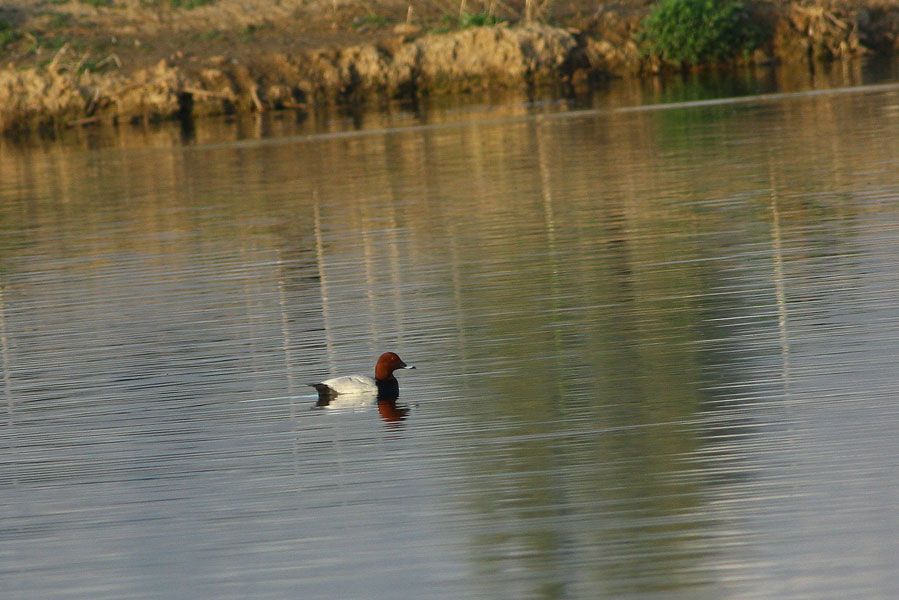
[640,0,767,66]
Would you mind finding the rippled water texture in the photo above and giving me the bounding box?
[2,81,899,599]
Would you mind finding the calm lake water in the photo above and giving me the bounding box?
[2,67,899,599]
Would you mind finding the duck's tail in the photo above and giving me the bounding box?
[308,383,337,400]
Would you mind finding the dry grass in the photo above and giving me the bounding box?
[1,0,894,74]
[0,0,538,71]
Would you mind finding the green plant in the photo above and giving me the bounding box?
[239,22,273,41]
[458,11,503,28]
[79,0,114,7]
[198,29,223,41]
[44,11,74,28]
[639,0,767,66]
[351,13,390,30]
[169,0,215,9]
[36,33,70,51]
[0,20,21,49]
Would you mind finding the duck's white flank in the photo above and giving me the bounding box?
[318,375,378,395]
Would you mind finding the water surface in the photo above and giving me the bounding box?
[2,75,899,599]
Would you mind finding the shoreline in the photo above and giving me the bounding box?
[1,0,898,134]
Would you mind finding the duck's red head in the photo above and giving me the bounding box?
[374,352,413,381]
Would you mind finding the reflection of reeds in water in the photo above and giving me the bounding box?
[1,91,894,333]
[1,86,898,594]
[0,89,894,384]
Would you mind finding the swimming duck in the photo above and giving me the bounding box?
[309,352,414,402]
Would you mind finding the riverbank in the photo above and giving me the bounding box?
[1,0,898,133]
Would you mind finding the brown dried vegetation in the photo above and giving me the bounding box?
[0,0,897,133]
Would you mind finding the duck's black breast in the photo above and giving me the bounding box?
[375,377,399,400]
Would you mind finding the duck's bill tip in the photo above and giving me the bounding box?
[405,365,416,370]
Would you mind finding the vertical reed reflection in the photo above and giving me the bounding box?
[769,190,792,392]
[0,282,16,488]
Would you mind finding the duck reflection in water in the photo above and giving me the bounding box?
[312,390,411,424]
[377,397,410,423]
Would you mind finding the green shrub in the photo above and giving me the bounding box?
[458,12,503,29]
[640,0,767,66]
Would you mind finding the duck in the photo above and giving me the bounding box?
[309,352,415,403]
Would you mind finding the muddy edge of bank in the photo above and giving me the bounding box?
[2,2,898,134]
